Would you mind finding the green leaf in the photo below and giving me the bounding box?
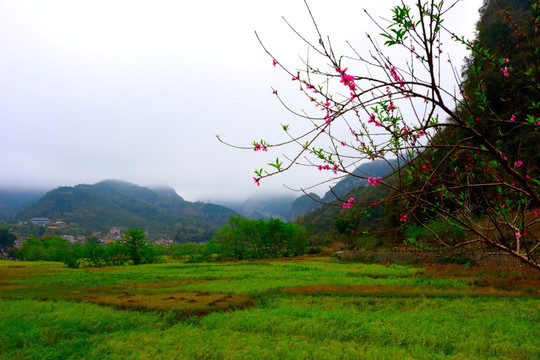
[268,158,283,171]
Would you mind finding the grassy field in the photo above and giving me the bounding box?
[0,257,538,359]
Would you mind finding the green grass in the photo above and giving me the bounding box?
[0,258,538,359]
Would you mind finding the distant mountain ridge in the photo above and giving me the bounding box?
[218,160,397,222]
[2,160,396,239]
[290,159,397,220]
[14,180,237,239]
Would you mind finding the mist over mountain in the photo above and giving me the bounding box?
[0,188,48,220]
[218,194,296,221]
[149,185,185,200]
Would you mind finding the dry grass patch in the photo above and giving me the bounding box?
[79,289,253,314]
[79,280,255,314]
[0,270,255,317]
[424,264,540,295]
[0,264,52,279]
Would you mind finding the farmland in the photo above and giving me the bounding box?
[0,258,538,359]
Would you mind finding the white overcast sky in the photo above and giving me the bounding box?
[0,0,483,202]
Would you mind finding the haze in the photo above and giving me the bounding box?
[0,0,482,202]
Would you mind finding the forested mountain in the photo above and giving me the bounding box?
[462,0,540,173]
[14,180,237,241]
[395,0,540,224]
[289,193,323,221]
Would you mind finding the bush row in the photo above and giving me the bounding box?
[17,227,161,268]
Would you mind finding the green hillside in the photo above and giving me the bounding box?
[14,180,237,241]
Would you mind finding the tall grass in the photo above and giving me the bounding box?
[0,258,538,359]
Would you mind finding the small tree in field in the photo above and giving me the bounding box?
[221,0,540,269]
[119,227,161,265]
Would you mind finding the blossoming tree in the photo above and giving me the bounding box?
[220,0,540,269]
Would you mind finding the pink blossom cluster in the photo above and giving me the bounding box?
[389,66,404,87]
[254,143,268,152]
[318,164,330,171]
[337,67,357,100]
[337,68,356,90]
[368,113,381,127]
[318,164,338,174]
[399,214,407,223]
[340,197,354,209]
[367,176,382,186]
[324,113,333,123]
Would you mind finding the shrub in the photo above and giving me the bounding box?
[17,236,70,262]
[81,240,105,267]
[104,241,128,266]
[57,244,83,269]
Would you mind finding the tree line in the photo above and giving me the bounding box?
[3,217,310,266]
[13,227,162,268]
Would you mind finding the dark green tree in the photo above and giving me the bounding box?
[118,227,161,265]
[0,226,16,253]
[211,216,308,259]
[81,239,106,267]
[119,227,148,265]
[17,235,70,261]
[104,241,129,266]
